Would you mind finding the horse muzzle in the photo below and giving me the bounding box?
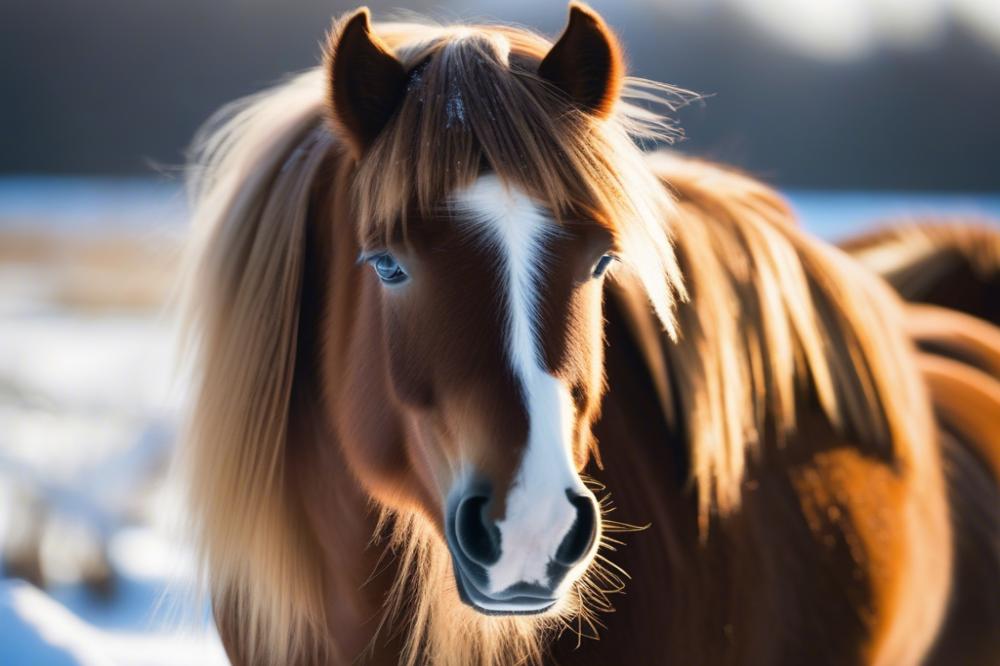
[445,485,599,615]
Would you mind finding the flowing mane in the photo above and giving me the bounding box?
[177,10,992,666]
[180,69,334,663]
[648,155,938,519]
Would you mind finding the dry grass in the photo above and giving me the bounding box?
[0,230,180,312]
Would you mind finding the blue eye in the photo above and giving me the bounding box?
[369,253,408,285]
[592,253,615,279]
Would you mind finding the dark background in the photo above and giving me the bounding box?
[2,0,999,190]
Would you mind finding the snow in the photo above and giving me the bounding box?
[0,179,220,664]
[445,79,466,129]
[787,190,1000,240]
[1,578,226,666]
[0,306,224,664]
[0,304,222,664]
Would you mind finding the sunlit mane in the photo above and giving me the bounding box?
[179,13,947,666]
[180,70,333,664]
[644,155,937,522]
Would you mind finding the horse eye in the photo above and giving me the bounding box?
[369,253,408,285]
[592,253,616,279]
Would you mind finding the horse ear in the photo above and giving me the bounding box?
[538,2,625,119]
[325,8,408,156]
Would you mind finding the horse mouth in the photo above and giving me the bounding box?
[451,561,559,616]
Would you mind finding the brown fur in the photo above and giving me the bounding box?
[327,9,409,157]
[841,221,1000,326]
[180,7,999,665]
[538,3,625,119]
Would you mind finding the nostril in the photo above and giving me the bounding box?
[554,491,598,567]
[454,495,502,566]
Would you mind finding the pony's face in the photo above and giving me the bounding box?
[360,175,612,613]
[326,4,630,615]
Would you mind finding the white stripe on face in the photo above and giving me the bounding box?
[453,175,590,598]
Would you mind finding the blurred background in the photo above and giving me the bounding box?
[1,1,998,664]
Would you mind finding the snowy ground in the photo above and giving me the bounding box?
[0,303,227,666]
[0,178,997,665]
[0,178,225,665]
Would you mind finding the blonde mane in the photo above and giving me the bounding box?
[180,14,941,666]
[180,69,333,664]
[647,154,937,522]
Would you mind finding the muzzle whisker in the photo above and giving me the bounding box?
[594,552,632,581]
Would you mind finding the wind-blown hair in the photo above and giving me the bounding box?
[180,70,333,664]
[843,220,1000,284]
[641,156,948,662]
[648,155,939,523]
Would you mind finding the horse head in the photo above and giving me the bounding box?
[323,4,648,615]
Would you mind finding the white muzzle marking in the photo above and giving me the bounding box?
[453,176,592,604]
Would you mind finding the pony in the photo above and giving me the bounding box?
[841,221,1000,327]
[179,4,1000,664]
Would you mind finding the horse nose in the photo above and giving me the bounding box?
[453,490,598,569]
[448,486,601,616]
[454,494,502,566]
[554,491,599,567]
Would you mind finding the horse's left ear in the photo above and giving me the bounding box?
[325,8,408,156]
[538,2,625,119]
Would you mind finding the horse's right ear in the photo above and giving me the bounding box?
[325,8,408,157]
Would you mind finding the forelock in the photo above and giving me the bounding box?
[354,25,628,243]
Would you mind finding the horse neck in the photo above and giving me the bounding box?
[579,281,729,663]
[285,398,398,661]
[572,156,948,664]
[577,277,870,665]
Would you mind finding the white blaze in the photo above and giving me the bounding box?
[453,175,588,598]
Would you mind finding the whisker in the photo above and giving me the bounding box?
[594,553,633,581]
